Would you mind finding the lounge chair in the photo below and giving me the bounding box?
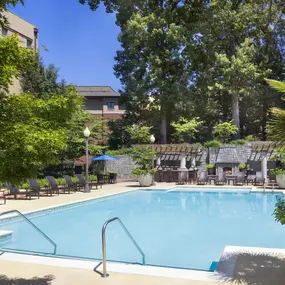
[46,176,74,194]
[63,175,83,192]
[215,172,226,185]
[235,172,245,186]
[28,178,54,196]
[246,174,256,185]
[197,171,208,185]
[75,174,102,190]
[6,182,40,199]
[254,172,265,186]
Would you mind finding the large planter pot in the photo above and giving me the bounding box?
[276,174,285,188]
[137,173,153,187]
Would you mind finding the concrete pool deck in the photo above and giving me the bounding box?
[0,182,283,284]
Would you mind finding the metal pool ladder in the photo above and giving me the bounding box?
[101,217,145,278]
[0,210,57,255]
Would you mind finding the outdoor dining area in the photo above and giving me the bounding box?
[150,142,278,187]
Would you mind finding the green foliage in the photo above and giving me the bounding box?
[21,57,66,99]
[130,146,155,174]
[230,139,246,145]
[206,164,215,169]
[171,117,203,143]
[270,169,285,176]
[0,86,83,184]
[127,124,152,144]
[213,121,238,143]
[106,147,133,156]
[274,198,285,225]
[132,168,157,176]
[239,163,249,170]
[244,135,258,142]
[266,80,285,143]
[203,140,221,148]
[0,34,36,94]
[55,178,66,186]
[108,119,131,150]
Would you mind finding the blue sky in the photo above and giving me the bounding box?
[10,0,121,91]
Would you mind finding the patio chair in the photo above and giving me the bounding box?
[63,175,83,192]
[235,172,245,186]
[197,171,208,185]
[6,182,40,199]
[75,174,102,190]
[109,173,117,184]
[27,178,54,196]
[46,176,74,194]
[254,172,265,186]
[96,174,106,186]
[215,172,226,185]
[246,174,256,185]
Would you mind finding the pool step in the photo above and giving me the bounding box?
[0,230,13,246]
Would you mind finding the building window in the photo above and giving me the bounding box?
[2,27,8,36]
[107,102,115,111]
[27,39,32,48]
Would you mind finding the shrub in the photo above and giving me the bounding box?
[239,163,249,170]
[132,168,157,176]
[206,164,215,169]
[106,147,134,156]
[213,121,238,142]
[55,178,66,186]
[231,139,247,145]
[130,146,156,175]
[204,140,221,148]
[271,169,285,175]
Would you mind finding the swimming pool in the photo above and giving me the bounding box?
[0,189,284,271]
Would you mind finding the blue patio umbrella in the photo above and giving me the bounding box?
[91,154,120,172]
[91,154,120,161]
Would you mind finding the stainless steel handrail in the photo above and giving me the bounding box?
[0,210,57,255]
[101,217,145,278]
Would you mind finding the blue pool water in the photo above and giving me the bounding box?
[0,189,284,271]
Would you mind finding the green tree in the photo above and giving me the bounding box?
[191,0,285,139]
[127,124,153,144]
[208,39,269,137]
[0,34,35,94]
[213,121,238,143]
[21,57,66,99]
[171,117,203,143]
[0,86,83,183]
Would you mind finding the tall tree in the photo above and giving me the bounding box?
[0,34,35,95]
[21,57,66,99]
[191,0,285,138]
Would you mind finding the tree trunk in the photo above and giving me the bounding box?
[232,93,240,139]
[161,110,167,144]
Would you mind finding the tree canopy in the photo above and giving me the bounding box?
[80,0,285,144]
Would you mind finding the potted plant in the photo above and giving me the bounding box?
[206,164,215,175]
[239,163,249,172]
[271,169,285,188]
[131,146,157,187]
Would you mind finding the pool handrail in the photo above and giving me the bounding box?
[101,217,145,278]
[0,210,57,255]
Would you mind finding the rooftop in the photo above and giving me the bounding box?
[76,86,120,97]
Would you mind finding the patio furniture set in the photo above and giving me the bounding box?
[0,172,117,204]
[155,168,266,186]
